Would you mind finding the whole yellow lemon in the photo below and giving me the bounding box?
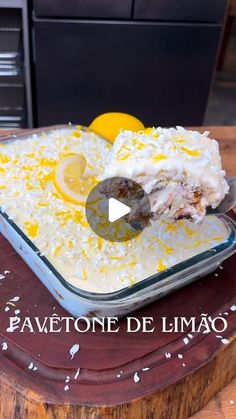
[89,112,145,143]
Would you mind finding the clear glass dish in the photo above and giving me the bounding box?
[0,126,236,318]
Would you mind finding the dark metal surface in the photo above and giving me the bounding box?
[0,84,24,107]
[134,0,227,23]
[33,20,221,127]
[0,2,33,128]
[33,0,133,19]
[0,9,21,57]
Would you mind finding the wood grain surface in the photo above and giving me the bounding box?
[191,377,236,418]
[0,126,236,419]
[229,0,236,16]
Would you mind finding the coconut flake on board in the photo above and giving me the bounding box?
[0,271,10,280]
[134,372,140,383]
[69,343,80,360]
[9,296,20,302]
[28,362,37,371]
[165,352,172,359]
[183,337,189,345]
[74,369,80,380]
[1,342,8,351]
[221,338,230,345]
[28,362,33,370]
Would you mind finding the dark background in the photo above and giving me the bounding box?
[0,0,235,128]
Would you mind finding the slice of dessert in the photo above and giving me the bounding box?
[104,126,229,223]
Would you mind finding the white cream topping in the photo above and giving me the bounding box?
[104,126,229,217]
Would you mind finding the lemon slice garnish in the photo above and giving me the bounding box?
[53,154,97,205]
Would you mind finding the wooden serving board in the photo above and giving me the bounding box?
[0,127,236,419]
[0,226,236,418]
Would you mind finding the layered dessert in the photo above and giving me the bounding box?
[104,127,229,223]
[0,127,229,293]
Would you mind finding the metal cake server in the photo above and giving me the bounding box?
[206,177,236,215]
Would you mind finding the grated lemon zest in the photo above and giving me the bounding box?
[123,145,132,151]
[54,244,63,257]
[181,146,202,157]
[26,181,37,191]
[194,240,208,247]
[81,249,89,260]
[39,146,46,153]
[87,162,95,170]
[24,221,39,238]
[151,154,168,162]
[153,237,173,255]
[72,130,81,138]
[97,237,103,250]
[82,269,87,280]
[37,202,48,207]
[182,225,196,237]
[165,223,177,233]
[25,152,36,158]
[68,240,74,249]
[73,210,89,227]
[118,153,131,161]
[110,256,124,260]
[0,154,10,164]
[128,275,136,286]
[172,144,177,152]
[38,172,53,190]
[131,138,145,150]
[38,157,57,168]
[52,191,62,199]
[100,265,107,273]
[144,127,154,135]
[157,259,167,272]
[175,138,186,144]
[21,165,34,171]
[100,260,137,273]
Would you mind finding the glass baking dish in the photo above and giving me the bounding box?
[0,126,236,319]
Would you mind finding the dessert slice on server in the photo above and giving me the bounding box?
[104,127,229,224]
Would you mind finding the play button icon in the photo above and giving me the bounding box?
[108,198,131,222]
[85,177,151,242]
